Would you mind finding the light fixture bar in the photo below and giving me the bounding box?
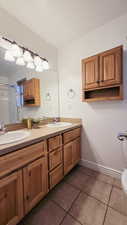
[2,37,48,62]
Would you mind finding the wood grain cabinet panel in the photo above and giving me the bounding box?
[64,142,73,175]
[23,157,48,214]
[73,137,81,166]
[48,135,62,152]
[100,46,122,87]
[23,78,40,107]
[63,128,81,144]
[49,148,62,171]
[82,55,99,90]
[0,171,23,225]
[49,164,63,189]
[0,141,47,178]
[64,137,81,175]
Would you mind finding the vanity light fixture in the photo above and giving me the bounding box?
[35,64,44,72]
[27,62,35,69]
[34,56,42,66]
[1,36,50,72]
[4,50,15,62]
[42,60,50,70]
[11,43,23,57]
[23,50,33,62]
[16,57,25,66]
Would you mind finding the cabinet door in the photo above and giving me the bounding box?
[100,46,122,87]
[82,55,99,90]
[23,157,48,214]
[73,137,81,166]
[23,79,34,99]
[64,142,73,175]
[0,171,23,225]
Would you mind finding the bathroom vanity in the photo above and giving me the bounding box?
[0,123,81,225]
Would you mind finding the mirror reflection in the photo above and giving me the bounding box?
[0,46,59,124]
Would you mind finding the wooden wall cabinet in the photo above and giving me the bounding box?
[0,171,23,225]
[82,46,123,102]
[100,47,122,87]
[23,78,40,107]
[82,55,99,90]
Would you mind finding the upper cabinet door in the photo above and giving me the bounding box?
[100,46,122,87]
[23,157,48,214]
[82,55,99,90]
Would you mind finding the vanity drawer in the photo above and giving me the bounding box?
[63,128,81,144]
[0,141,47,178]
[49,148,62,171]
[48,135,62,152]
[49,164,63,189]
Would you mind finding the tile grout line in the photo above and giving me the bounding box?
[102,184,113,225]
[57,190,82,225]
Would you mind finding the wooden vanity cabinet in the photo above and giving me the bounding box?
[0,171,23,225]
[23,157,48,214]
[0,126,81,225]
[49,148,62,171]
[63,142,73,175]
[49,164,63,189]
[23,78,40,107]
[73,137,81,165]
[63,128,81,175]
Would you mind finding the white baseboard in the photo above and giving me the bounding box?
[79,159,122,179]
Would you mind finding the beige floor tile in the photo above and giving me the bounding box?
[64,171,90,190]
[104,207,127,225]
[23,199,66,225]
[83,178,112,204]
[49,181,80,211]
[113,178,122,189]
[95,173,114,185]
[109,187,127,216]
[77,166,98,177]
[76,166,114,185]
[61,214,82,225]
[69,192,107,225]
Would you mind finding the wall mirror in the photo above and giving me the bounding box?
[0,37,59,125]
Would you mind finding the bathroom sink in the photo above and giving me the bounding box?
[46,122,72,128]
[0,130,30,145]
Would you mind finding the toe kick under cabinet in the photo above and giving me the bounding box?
[0,126,81,225]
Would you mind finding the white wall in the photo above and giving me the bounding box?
[58,13,127,174]
[0,7,59,122]
[0,7,57,71]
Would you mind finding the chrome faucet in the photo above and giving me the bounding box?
[0,121,6,135]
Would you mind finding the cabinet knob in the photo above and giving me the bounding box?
[96,80,99,84]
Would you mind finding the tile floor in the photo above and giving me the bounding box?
[19,165,127,225]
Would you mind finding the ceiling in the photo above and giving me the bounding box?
[0,0,127,48]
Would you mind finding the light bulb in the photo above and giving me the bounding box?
[11,43,23,57]
[4,50,15,62]
[34,56,42,66]
[42,60,49,70]
[27,62,35,69]
[35,65,44,72]
[16,57,25,66]
[23,50,33,62]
